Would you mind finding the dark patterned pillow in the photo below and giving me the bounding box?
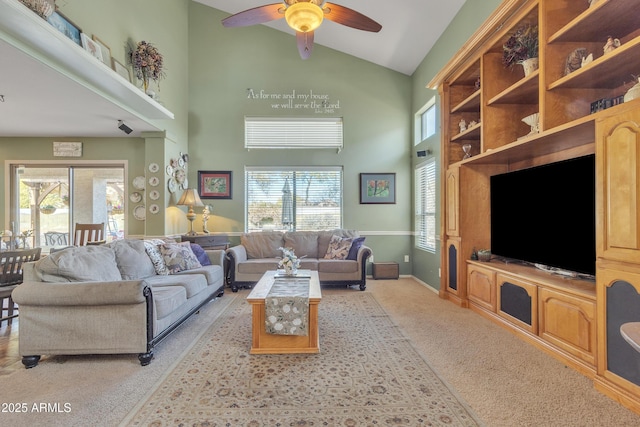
[323,235,353,260]
[159,241,202,274]
[190,243,211,266]
[346,236,366,260]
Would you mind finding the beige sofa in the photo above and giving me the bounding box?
[12,239,225,368]
[226,229,372,292]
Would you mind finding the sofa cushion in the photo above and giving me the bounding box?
[175,264,223,285]
[347,236,366,260]
[318,229,359,257]
[318,259,359,274]
[108,239,156,279]
[143,273,208,298]
[152,285,187,320]
[324,235,353,260]
[159,242,202,274]
[144,239,169,275]
[237,258,280,274]
[241,231,284,259]
[284,231,319,259]
[190,243,211,266]
[35,246,122,282]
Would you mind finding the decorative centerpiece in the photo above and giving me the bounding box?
[129,41,165,96]
[278,247,302,276]
[19,0,55,19]
[502,24,539,76]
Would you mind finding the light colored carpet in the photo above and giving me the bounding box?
[121,291,482,426]
[1,279,639,426]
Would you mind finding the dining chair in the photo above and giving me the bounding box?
[0,248,42,326]
[73,223,105,246]
[44,231,69,246]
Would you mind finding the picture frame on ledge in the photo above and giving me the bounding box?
[46,10,82,46]
[112,58,131,82]
[80,33,103,62]
[91,35,111,65]
[360,173,396,204]
[198,171,232,199]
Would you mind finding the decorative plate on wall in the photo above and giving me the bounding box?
[133,205,146,221]
[129,192,142,203]
[168,177,178,193]
[166,165,174,176]
[149,204,160,214]
[174,168,186,184]
[148,163,160,173]
[148,176,160,187]
[149,190,160,200]
[132,176,145,190]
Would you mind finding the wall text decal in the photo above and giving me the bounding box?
[246,88,341,114]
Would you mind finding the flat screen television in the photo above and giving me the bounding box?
[490,154,596,277]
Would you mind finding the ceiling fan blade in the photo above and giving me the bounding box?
[296,31,314,59]
[221,4,284,28]
[323,3,382,32]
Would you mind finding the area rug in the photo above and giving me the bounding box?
[121,292,483,426]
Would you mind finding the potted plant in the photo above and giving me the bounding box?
[40,204,56,215]
[502,24,539,76]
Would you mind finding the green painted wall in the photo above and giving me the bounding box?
[188,4,413,273]
[410,0,504,289]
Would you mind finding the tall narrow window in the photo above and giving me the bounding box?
[415,158,436,252]
[416,97,436,144]
[245,167,342,232]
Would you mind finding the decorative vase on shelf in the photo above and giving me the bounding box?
[522,112,540,137]
[520,57,539,77]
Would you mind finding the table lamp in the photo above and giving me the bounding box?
[177,189,204,236]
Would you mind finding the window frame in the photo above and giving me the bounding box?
[415,96,437,145]
[245,117,344,150]
[415,158,437,253]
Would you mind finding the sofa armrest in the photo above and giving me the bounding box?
[12,280,148,307]
[358,245,372,264]
[226,245,247,263]
[204,249,225,267]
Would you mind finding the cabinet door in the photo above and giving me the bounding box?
[445,166,460,236]
[445,238,463,298]
[597,111,640,264]
[496,273,537,334]
[539,287,596,366]
[467,264,496,312]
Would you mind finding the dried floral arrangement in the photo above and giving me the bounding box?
[129,41,165,89]
[502,24,539,69]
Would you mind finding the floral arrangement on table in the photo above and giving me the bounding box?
[502,24,539,69]
[278,247,302,275]
[129,40,165,93]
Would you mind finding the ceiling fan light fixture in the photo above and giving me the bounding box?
[285,2,323,33]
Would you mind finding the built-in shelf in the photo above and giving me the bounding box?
[0,0,174,121]
[488,71,539,105]
[451,90,481,113]
[451,122,482,141]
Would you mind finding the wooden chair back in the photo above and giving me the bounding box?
[44,231,69,246]
[0,248,42,286]
[73,223,105,246]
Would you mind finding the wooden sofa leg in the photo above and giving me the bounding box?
[138,350,154,366]
[22,355,41,369]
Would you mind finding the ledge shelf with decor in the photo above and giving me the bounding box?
[0,0,174,122]
[430,0,640,414]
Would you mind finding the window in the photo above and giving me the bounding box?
[245,167,342,232]
[416,97,436,144]
[415,158,436,252]
[245,117,343,149]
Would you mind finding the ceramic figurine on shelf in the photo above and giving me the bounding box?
[603,36,621,54]
[581,53,593,68]
[588,0,600,8]
[459,118,467,133]
[202,205,211,234]
[468,120,477,127]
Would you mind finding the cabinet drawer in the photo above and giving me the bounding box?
[467,264,496,312]
[497,273,538,334]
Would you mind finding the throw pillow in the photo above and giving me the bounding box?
[190,243,212,266]
[323,235,353,260]
[143,239,169,275]
[108,239,156,279]
[160,241,202,274]
[346,236,366,260]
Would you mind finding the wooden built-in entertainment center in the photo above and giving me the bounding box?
[429,0,640,413]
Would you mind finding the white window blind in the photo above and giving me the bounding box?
[415,158,436,252]
[245,117,343,149]
[245,166,342,232]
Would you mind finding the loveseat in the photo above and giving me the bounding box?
[226,229,372,292]
[12,239,225,368]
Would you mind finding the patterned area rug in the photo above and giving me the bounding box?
[122,292,483,426]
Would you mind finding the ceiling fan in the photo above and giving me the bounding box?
[221,0,382,59]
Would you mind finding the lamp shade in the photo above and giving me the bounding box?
[285,2,323,33]
[177,189,204,207]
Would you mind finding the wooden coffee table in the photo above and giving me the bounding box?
[246,270,321,354]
